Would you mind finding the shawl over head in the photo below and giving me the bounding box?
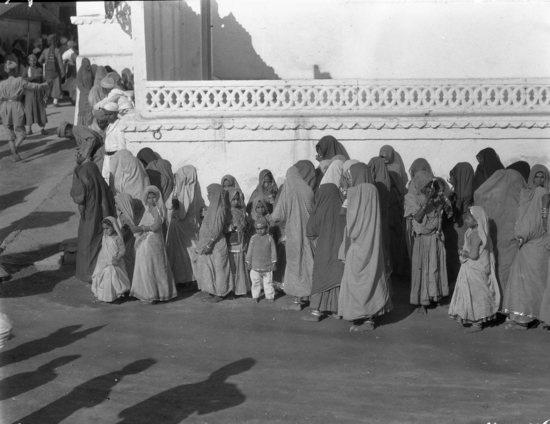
[247,169,277,213]
[228,187,247,229]
[343,159,359,175]
[198,184,229,247]
[409,170,434,196]
[142,184,167,222]
[449,162,474,216]
[473,147,504,191]
[110,149,150,200]
[251,198,269,222]
[320,159,344,186]
[88,66,108,107]
[349,162,373,186]
[115,192,139,226]
[368,157,391,192]
[221,174,244,206]
[409,158,433,179]
[76,57,93,90]
[121,68,134,90]
[468,206,492,252]
[102,216,123,239]
[172,165,204,221]
[315,135,350,161]
[379,145,409,189]
[527,164,550,190]
[294,160,317,191]
[506,161,531,183]
[137,147,159,167]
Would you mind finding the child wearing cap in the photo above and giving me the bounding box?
[245,217,277,302]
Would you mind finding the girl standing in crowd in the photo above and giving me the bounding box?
[22,54,47,135]
[270,160,315,311]
[130,186,177,303]
[304,160,345,321]
[114,193,142,281]
[503,165,550,330]
[166,165,204,287]
[448,206,501,332]
[226,187,251,297]
[91,217,131,303]
[196,184,232,303]
[404,170,450,313]
[339,162,392,331]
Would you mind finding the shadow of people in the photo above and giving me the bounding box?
[0,211,74,246]
[20,139,74,163]
[116,358,256,424]
[12,359,156,424]
[377,274,416,326]
[0,187,38,211]
[0,354,80,401]
[0,265,74,298]
[0,325,105,367]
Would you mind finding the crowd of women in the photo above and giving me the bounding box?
[70,121,550,333]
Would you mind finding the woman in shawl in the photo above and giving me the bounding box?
[109,150,151,201]
[226,187,251,296]
[270,160,316,310]
[137,148,175,204]
[304,160,346,321]
[166,165,205,287]
[404,170,450,313]
[22,54,48,135]
[314,135,350,189]
[121,68,134,91]
[448,206,501,332]
[196,184,232,302]
[506,161,531,184]
[472,147,504,191]
[246,169,278,215]
[114,193,143,281]
[76,57,94,125]
[129,186,177,303]
[503,165,550,330]
[70,146,115,283]
[91,217,131,303]
[446,162,475,282]
[88,65,108,109]
[339,162,392,331]
[473,168,526,293]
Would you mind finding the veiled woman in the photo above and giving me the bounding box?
[76,57,94,125]
[270,160,316,310]
[109,149,151,201]
[137,148,175,204]
[506,161,531,184]
[503,165,550,329]
[369,156,392,276]
[303,160,346,321]
[88,65,108,109]
[473,168,526,293]
[314,135,350,189]
[114,192,143,281]
[472,147,504,191]
[246,169,278,215]
[339,162,392,331]
[166,165,205,286]
[130,186,177,303]
[196,184,232,303]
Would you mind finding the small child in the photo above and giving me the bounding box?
[448,206,501,332]
[226,188,251,296]
[246,217,277,302]
[91,217,131,303]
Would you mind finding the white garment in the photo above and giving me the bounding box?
[94,88,134,112]
[250,270,274,300]
[104,119,126,152]
[62,48,76,62]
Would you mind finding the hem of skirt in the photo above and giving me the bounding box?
[130,293,177,302]
[411,295,446,306]
[448,313,497,325]
[348,304,393,321]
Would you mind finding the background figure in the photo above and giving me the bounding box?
[472,147,504,191]
[88,66,108,109]
[76,57,94,125]
[39,35,65,107]
[22,54,48,135]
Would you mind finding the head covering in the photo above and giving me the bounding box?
[114,192,139,226]
[221,174,245,205]
[110,149,151,200]
[380,145,409,191]
[251,198,269,222]
[468,206,491,251]
[93,108,109,121]
[342,159,359,175]
[294,160,317,191]
[409,170,434,195]
[76,57,94,91]
[473,147,504,191]
[198,184,229,249]
[449,162,474,216]
[142,185,166,220]
[102,102,119,113]
[93,66,108,86]
[527,164,550,190]
[409,158,433,179]
[172,165,204,221]
[315,135,350,161]
[102,216,123,239]
[320,159,344,186]
[121,68,134,90]
[67,40,76,48]
[89,66,108,107]
[368,157,391,192]
[506,161,531,183]
[349,162,373,186]
[57,121,71,138]
[101,75,115,89]
[137,147,159,167]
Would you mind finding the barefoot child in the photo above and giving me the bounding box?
[246,218,277,302]
[448,206,500,332]
[91,217,131,303]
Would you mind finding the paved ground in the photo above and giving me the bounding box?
[1,105,550,423]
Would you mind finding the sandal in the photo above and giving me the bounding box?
[504,321,528,331]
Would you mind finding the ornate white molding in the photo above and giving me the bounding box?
[141,78,550,119]
[71,15,117,25]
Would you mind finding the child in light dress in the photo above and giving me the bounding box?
[91,217,131,303]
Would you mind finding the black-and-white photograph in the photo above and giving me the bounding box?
[1,0,549,422]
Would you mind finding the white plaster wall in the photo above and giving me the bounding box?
[212,0,550,80]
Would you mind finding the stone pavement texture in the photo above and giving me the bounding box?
[1,104,550,423]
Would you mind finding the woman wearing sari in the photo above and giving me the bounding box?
[304,160,345,321]
[472,147,504,191]
[339,162,392,331]
[404,170,450,313]
[76,57,94,125]
[109,149,151,201]
[114,193,143,281]
[137,148,175,204]
[196,184,232,302]
[473,168,526,293]
[270,160,316,310]
[88,65,108,109]
[503,165,550,330]
[166,165,205,287]
[129,186,177,303]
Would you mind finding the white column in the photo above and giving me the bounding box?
[131,0,147,113]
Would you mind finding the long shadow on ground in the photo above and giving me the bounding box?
[0,263,74,298]
[0,355,80,401]
[0,187,38,211]
[0,211,74,246]
[0,324,104,368]
[12,359,156,424]
[116,358,255,424]
[21,139,74,163]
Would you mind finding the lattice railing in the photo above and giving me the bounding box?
[141,79,550,117]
